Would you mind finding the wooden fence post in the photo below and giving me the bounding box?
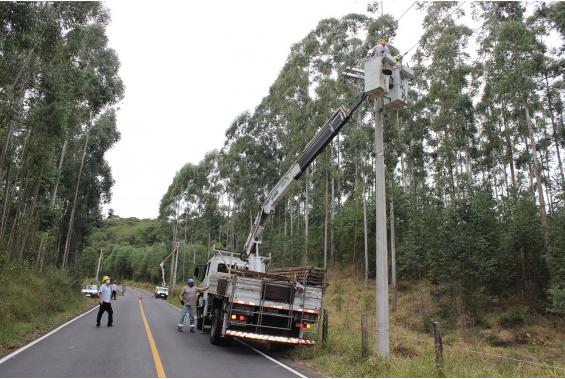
[361,313,369,357]
[432,321,444,375]
[322,309,329,345]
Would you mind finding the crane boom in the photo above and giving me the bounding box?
[241,92,367,267]
[159,245,178,287]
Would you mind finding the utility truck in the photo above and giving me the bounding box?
[195,249,325,345]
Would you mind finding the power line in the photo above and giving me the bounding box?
[396,1,418,22]
[401,1,468,57]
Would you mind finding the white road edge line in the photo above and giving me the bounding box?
[134,287,308,378]
[0,304,99,365]
[235,338,308,378]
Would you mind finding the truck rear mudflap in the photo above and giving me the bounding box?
[225,330,316,345]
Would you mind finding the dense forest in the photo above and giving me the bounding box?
[2,1,565,322]
[150,1,565,318]
[0,2,123,272]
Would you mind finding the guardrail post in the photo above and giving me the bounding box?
[432,321,444,376]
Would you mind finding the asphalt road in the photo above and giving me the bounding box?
[0,289,306,378]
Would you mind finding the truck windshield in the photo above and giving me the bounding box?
[217,263,228,273]
[217,263,244,273]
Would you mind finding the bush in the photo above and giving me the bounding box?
[497,307,527,328]
[547,284,565,315]
[359,291,374,312]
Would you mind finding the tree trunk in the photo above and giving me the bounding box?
[303,171,309,264]
[324,169,329,270]
[62,119,92,268]
[363,176,369,291]
[36,134,69,271]
[330,172,335,264]
[289,198,293,238]
[524,135,536,200]
[0,162,12,239]
[207,231,211,261]
[18,165,44,264]
[0,36,44,176]
[1,127,32,239]
[502,110,516,190]
[7,202,26,262]
[337,136,342,207]
[524,102,549,251]
[545,76,565,188]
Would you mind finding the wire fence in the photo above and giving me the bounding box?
[390,328,565,373]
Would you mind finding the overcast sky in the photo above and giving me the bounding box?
[102,0,445,219]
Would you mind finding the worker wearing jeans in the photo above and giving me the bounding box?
[178,278,208,332]
[97,276,114,327]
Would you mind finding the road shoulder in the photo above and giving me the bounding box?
[0,298,96,359]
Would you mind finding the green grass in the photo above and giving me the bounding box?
[286,267,565,377]
[0,268,93,354]
[119,274,565,377]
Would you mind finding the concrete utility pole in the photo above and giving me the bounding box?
[343,36,413,358]
[374,96,390,357]
[95,248,103,281]
[390,192,397,312]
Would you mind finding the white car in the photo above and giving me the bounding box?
[81,284,98,298]
[154,286,169,299]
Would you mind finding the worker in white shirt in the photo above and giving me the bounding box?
[97,276,114,327]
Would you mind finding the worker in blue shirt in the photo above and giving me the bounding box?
[97,275,114,327]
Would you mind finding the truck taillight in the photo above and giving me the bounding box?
[296,322,311,329]
[231,313,246,321]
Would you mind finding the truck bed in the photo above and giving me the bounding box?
[207,271,322,314]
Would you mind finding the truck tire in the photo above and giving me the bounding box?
[210,308,224,345]
[196,316,203,330]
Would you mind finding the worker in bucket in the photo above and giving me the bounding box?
[97,275,114,327]
[367,36,390,57]
[178,278,208,333]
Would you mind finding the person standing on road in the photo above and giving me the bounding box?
[97,276,114,327]
[111,281,117,300]
[122,283,126,296]
[178,278,208,333]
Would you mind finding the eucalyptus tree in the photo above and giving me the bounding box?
[0,2,123,271]
[414,2,475,200]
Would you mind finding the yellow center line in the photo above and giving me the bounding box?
[138,298,166,378]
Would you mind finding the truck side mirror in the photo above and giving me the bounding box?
[194,267,200,278]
